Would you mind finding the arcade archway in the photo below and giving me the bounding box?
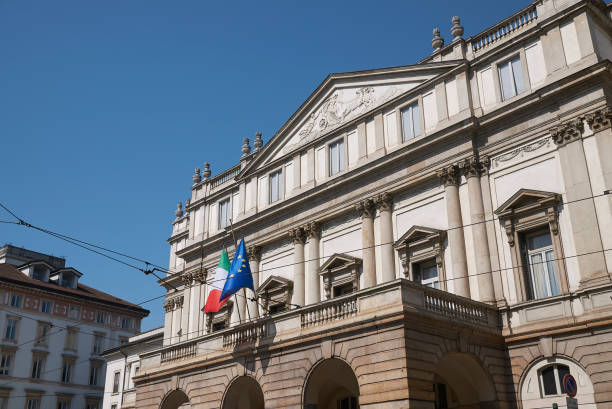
[222,376,265,409]
[160,389,190,409]
[303,358,360,409]
[432,353,497,409]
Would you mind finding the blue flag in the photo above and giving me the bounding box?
[219,238,254,302]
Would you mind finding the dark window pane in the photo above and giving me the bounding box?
[557,365,570,394]
[541,366,557,395]
[435,383,448,409]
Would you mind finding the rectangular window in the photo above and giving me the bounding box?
[64,328,78,351]
[31,356,44,379]
[413,260,440,289]
[89,365,99,386]
[401,102,421,141]
[0,354,12,375]
[56,399,70,409]
[61,360,73,383]
[41,300,52,314]
[93,334,105,355]
[4,320,17,341]
[329,139,345,176]
[111,405,117,409]
[121,317,131,330]
[36,323,51,346]
[26,399,40,409]
[119,336,129,346]
[113,371,120,393]
[218,199,231,229]
[211,321,226,332]
[86,404,99,409]
[96,311,105,324]
[333,283,354,298]
[9,294,21,308]
[269,170,283,203]
[68,306,80,320]
[523,231,560,300]
[498,56,524,100]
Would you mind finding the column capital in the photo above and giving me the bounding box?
[355,198,376,219]
[551,118,584,146]
[174,295,184,309]
[289,227,307,245]
[374,192,393,212]
[304,221,321,239]
[192,268,207,283]
[163,299,175,313]
[181,273,193,288]
[247,245,262,262]
[585,106,612,133]
[436,165,460,187]
[459,156,489,178]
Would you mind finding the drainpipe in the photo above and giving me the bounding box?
[119,348,127,409]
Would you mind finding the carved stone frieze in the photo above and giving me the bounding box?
[551,118,584,146]
[436,165,460,187]
[355,198,376,219]
[492,137,552,168]
[374,192,393,212]
[289,227,307,245]
[585,106,612,133]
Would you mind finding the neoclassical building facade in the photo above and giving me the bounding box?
[135,0,612,408]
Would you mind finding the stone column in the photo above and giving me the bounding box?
[356,199,377,288]
[437,165,470,298]
[552,119,608,285]
[162,298,174,346]
[247,245,261,319]
[173,295,184,343]
[460,157,495,303]
[305,221,321,304]
[289,227,306,306]
[375,193,396,282]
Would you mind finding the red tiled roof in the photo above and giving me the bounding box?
[0,263,149,316]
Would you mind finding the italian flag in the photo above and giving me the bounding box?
[203,249,230,313]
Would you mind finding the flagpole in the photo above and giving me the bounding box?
[228,219,252,323]
[222,234,242,326]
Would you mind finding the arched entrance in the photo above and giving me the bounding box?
[303,358,360,409]
[432,353,497,409]
[222,376,265,409]
[160,389,190,409]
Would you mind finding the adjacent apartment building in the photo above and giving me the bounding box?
[0,244,149,409]
[135,0,612,408]
[101,327,163,409]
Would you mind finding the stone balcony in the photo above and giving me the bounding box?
[139,279,500,374]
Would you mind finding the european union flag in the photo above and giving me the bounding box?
[219,238,254,302]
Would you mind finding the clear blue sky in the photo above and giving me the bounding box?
[0,0,525,329]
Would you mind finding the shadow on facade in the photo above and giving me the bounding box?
[222,375,265,409]
[303,358,359,409]
[160,389,190,409]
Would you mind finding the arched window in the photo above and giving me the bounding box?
[539,364,570,397]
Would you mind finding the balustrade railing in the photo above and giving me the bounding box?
[422,286,495,326]
[223,320,268,348]
[471,4,538,53]
[210,165,241,188]
[160,340,197,363]
[301,295,358,328]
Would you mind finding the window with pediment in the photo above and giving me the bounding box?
[393,226,447,290]
[495,189,568,302]
[257,276,293,315]
[319,254,361,300]
[205,300,233,332]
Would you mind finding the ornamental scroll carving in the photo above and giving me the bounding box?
[304,221,321,239]
[585,106,612,133]
[355,198,376,219]
[181,269,207,288]
[436,165,460,187]
[374,192,393,212]
[492,137,552,168]
[459,156,490,178]
[551,118,584,146]
[247,245,262,263]
[289,227,307,245]
[163,295,184,312]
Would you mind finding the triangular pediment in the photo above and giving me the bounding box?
[394,225,444,248]
[495,189,562,215]
[240,61,461,178]
[257,275,293,295]
[319,253,362,272]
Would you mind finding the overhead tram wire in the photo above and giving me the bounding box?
[2,190,612,306]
